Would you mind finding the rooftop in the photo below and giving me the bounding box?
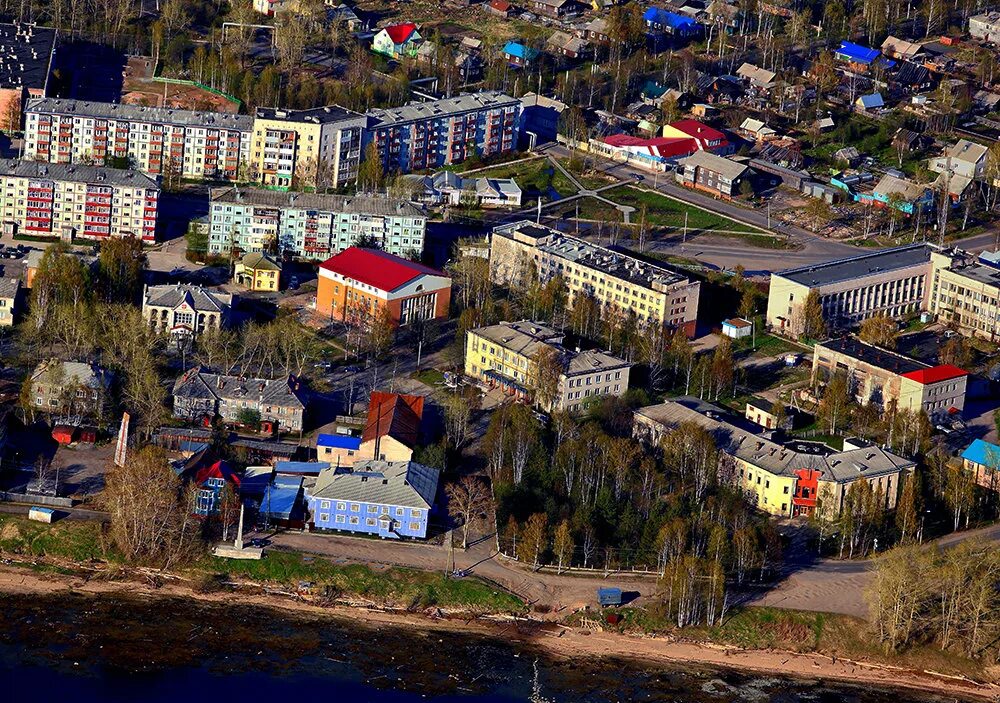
[775,243,935,288]
[493,221,690,291]
[172,367,307,409]
[254,104,364,125]
[367,91,519,128]
[677,150,749,180]
[309,460,440,509]
[472,321,630,376]
[817,336,928,376]
[635,397,914,483]
[210,186,425,218]
[143,284,233,313]
[0,23,56,91]
[27,97,254,130]
[0,158,160,190]
[319,247,448,292]
[362,391,424,449]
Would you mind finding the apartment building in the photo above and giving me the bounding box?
[766,243,939,336]
[316,247,451,325]
[29,359,112,420]
[674,150,751,198]
[0,23,57,123]
[634,397,915,519]
[250,105,366,189]
[812,336,967,421]
[142,284,235,337]
[0,160,159,241]
[172,366,308,433]
[489,221,701,336]
[23,98,253,181]
[208,186,426,259]
[365,91,520,173]
[927,250,1000,340]
[465,321,631,413]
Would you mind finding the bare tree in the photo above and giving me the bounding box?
[445,476,492,549]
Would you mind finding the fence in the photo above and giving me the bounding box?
[0,491,74,508]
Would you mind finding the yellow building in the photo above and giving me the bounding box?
[489,221,700,336]
[234,252,282,292]
[928,250,1000,341]
[465,321,631,414]
[633,397,915,519]
[250,106,366,190]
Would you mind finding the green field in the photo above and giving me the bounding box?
[605,186,765,234]
[465,158,578,202]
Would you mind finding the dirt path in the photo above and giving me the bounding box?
[0,563,995,702]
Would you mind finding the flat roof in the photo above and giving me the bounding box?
[776,243,934,288]
[255,104,364,125]
[0,23,56,91]
[0,158,160,190]
[817,336,927,376]
[947,262,1000,288]
[210,186,425,218]
[368,91,518,128]
[26,97,254,131]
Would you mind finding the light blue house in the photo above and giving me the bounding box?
[306,460,440,539]
[502,41,540,67]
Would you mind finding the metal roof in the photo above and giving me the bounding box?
[26,97,254,130]
[0,158,160,190]
[309,460,440,509]
[775,243,935,288]
[0,23,55,91]
[367,91,519,128]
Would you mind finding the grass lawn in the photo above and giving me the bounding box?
[0,514,109,562]
[202,550,525,613]
[602,186,765,234]
[412,368,446,386]
[557,156,615,190]
[735,333,808,359]
[466,158,578,202]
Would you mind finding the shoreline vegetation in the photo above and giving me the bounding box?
[1,514,998,702]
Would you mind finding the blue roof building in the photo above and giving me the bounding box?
[260,475,304,522]
[643,8,701,36]
[306,460,440,539]
[317,433,362,465]
[502,41,539,66]
[961,438,1000,490]
[835,41,880,65]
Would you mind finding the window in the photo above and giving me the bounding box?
[349,516,359,525]
[410,508,421,517]
[366,518,376,526]
[336,514,346,524]
[783,486,789,494]
[337,502,346,510]
[395,507,404,516]
[351,503,359,512]
[319,513,329,522]
[321,500,330,510]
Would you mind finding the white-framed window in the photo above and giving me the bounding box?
[319,513,329,522]
[335,515,346,524]
[349,516,359,525]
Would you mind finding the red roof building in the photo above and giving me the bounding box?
[316,248,452,326]
[900,364,967,385]
[384,23,418,44]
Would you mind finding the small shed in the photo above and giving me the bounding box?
[597,587,623,606]
[52,425,77,445]
[28,507,56,523]
[722,318,753,339]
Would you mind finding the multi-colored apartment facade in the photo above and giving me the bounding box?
[365,91,520,173]
[23,98,253,181]
[0,159,159,241]
[208,186,426,259]
[250,105,366,190]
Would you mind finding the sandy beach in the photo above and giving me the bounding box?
[0,562,995,702]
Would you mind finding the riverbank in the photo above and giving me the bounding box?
[0,562,995,702]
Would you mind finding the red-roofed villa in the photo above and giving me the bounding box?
[372,23,423,59]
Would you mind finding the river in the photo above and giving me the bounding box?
[0,592,967,702]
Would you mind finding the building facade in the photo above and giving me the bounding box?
[142,284,234,337]
[29,359,111,420]
[812,336,967,421]
[233,252,281,292]
[306,460,440,538]
[634,397,915,519]
[489,221,700,336]
[0,277,20,326]
[250,105,366,190]
[24,98,253,181]
[316,247,451,326]
[465,321,631,413]
[172,367,308,433]
[0,160,159,241]
[766,244,940,337]
[365,91,520,173]
[208,187,426,259]
[674,151,750,198]
[928,250,1000,340]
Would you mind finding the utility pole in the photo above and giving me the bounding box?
[682,210,689,246]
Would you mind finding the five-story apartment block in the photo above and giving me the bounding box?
[489,221,701,336]
[365,91,520,173]
[24,98,253,181]
[251,105,366,190]
[208,187,426,259]
[0,160,159,241]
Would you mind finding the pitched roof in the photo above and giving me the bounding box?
[309,460,440,509]
[961,438,1000,467]
[0,276,19,299]
[193,460,241,488]
[881,35,922,58]
[643,7,700,29]
[677,150,749,180]
[490,0,513,10]
[873,173,928,201]
[502,41,539,60]
[856,92,885,109]
[363,391,424,448]
[736,63,777,86]
[900,364,967,385]
[240,252,281,271]
[318,247,447,292]
[665,119,728,146]
[383,23,418,44]
[144,284,233,313]
[836,41,880,64]
[172,367,307,409]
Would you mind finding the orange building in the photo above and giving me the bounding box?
[316,247,451,326]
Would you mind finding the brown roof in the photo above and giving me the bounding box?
[362,391,424,449]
